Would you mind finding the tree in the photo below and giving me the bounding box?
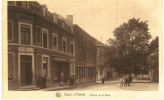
[107,18,152,76]
[148,37,159,82]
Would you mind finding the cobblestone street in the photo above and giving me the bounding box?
[61,81,158,91]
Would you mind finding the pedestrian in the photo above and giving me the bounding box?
[102,77,104,84]
[120,75,125,87]
[65,75,68,85]
[70,75,73,86]
[38,73,43,89]
[42,73,47,89]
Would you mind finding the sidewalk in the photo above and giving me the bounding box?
[43,82,99,91]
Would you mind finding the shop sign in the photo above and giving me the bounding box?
[53,57,69,62]
[18,47,34,52]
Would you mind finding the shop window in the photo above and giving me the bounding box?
[76,66,79,79]
[20,23,32,45]
[42,57,48,77]
[8,20,13,41]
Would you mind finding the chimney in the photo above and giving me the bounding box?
[66,15,73,24]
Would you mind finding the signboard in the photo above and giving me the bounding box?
[18,47,34,52]
[53,56,69,62]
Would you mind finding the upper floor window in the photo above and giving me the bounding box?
[70,41,74,54]
[52,34,58,50]
[42,29,48,48]
[22,2,30,9]
[62,38,67,53]
[8,20,13,41]
[36,26,41,44]
[19,22,32,45]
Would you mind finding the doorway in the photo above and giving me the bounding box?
[20,55,32,86]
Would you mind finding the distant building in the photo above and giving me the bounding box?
[8,1,75,90]
[95,41,106,80]
[95,41,118,81]
[73,25,97,84]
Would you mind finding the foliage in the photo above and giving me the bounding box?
[147,37,159,81]
[107,18,152,75]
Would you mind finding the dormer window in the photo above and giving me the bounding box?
[53,16,57,23]
[70,27,73,33]
[43,7,46,16]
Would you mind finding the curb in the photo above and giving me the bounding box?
[44,82,100,91]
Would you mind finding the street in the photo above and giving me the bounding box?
[61,82,158,91]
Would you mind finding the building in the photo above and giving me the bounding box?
[73,25,97,84]
[95,41,106,81]
[8,1,75,90]
[96,41,118,81]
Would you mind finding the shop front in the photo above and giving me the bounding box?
[51,56,70,85]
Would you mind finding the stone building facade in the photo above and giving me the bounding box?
[8,1,75,90]
[73,25,97,84]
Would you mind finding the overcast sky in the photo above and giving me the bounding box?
[38,0,162,44]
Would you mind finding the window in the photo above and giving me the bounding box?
[70,42,74,54]
[52,34,58,50]
[22,2,30,9]
[70,27,73,33]
[84,67,85,78]
[42,29,48,48]
[82,67,83,78]
[8,20,13,41]
[62,38,67,53]
[36,26,41,44]
[53,15,57,23]
[20,24,32,45]
[42,57,48,77]
[43,7,46,16]
[8,1,16,6]
[76,66,79,79]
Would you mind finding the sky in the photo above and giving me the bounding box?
[38,0,162,44]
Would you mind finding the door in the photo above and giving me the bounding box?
[20,55,32,86]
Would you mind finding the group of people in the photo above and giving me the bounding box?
[60,72,74,86]
[37,72,74,89]
[38,73,47,89]
[120,75,133,87]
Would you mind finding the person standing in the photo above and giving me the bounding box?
[38,73,43,89]
[65,75,68,85]
[70,75,73,86]
[42,73,47,89]
[102,77,104,84]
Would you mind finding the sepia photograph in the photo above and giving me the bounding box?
[3,0,163,99]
